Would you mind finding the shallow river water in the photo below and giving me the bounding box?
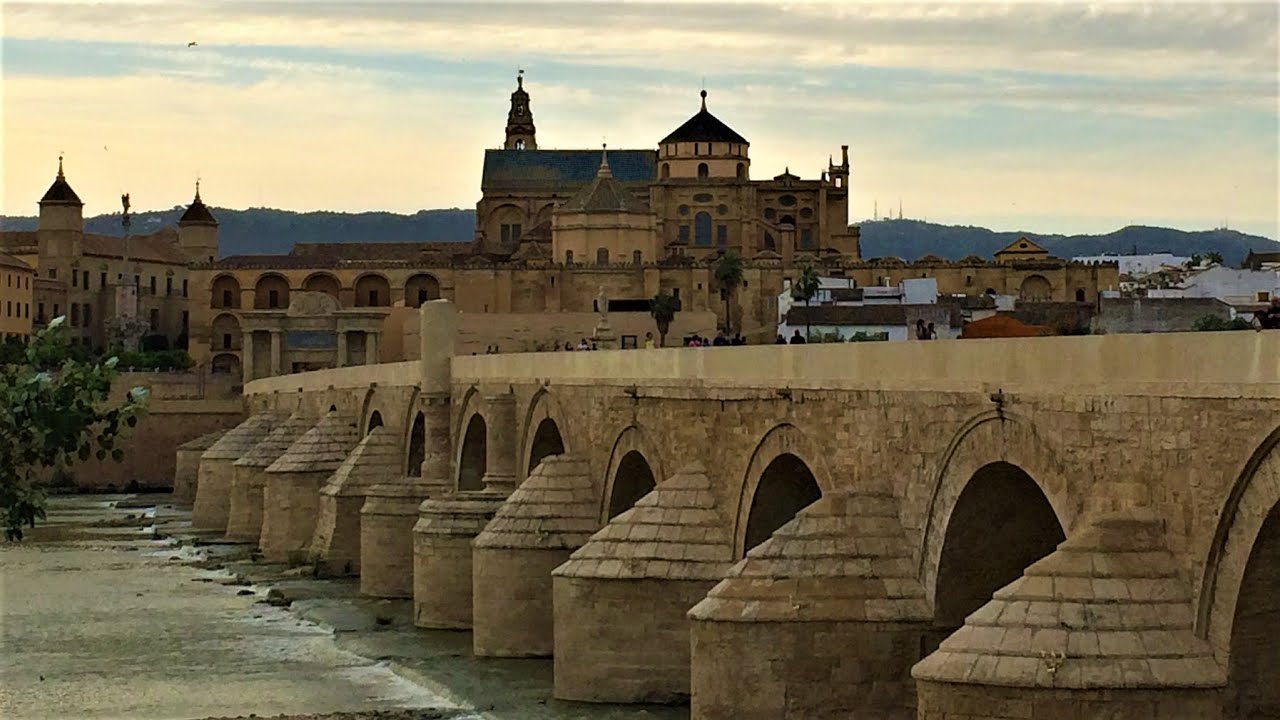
[0,495,688,720]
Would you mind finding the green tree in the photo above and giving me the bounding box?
[650,291,680,348]
[1,318,148,540]
[1192,314,1253,332]
[713,250,745,335]
[791,263,821,342]
[1205,251,1224,266]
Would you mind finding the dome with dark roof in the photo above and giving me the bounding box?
[40,159,82,207]
[659,91,748,145]
[179,185,218,226]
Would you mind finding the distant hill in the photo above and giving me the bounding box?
[4,208,1276,266]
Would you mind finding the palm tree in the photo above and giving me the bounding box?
[713,250,745,335]
[1205,251,1224,266]
[792,263,821,341]
[650,291,679,348]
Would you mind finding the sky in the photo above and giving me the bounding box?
[2,1,1277,239]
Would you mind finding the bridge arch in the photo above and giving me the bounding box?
[733,423,832,559]
[402,387,423,476]
[919,410,1074,613]
[601,425,665,522]
[453,388,486,491]
[1198,423,1280,717]
[520,388,569,478]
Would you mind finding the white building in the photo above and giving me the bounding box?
[776,276,963,341]
[1072,253,1190,278]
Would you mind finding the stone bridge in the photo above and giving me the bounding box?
[188,301,1280,719]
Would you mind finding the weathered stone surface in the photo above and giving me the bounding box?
[260,412,360,563]
[193,412,284,529]
[472,455,597,657]
[174,429,226,505]
[310,426,402,577]
[227,413,317,542]
[412,493,505,629]
[360,482,434,598]
[913,509,1226,716]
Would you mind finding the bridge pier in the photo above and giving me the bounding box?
[689,487,931,720]
[552,463,734,704]
[472,455,596,657]
[310,425,401,577]
[912,509,1225,718]
[193,413,282,530]
[227,412,316,543]
[259,411,359,563]
[173,430,226,505]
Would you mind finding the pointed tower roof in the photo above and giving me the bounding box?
[40,156,83,207]
[660,91,748,145]
[178,180,218,226]
[559,145,645,214]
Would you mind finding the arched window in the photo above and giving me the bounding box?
[697,163,709,179]
[596,248,609,265]
[736,163,746,180]
[661,163,670,180]
[1075,288,1086,302]
[515,138,525,150]
[565,250,574,265]
[633,250,642,265]
[694,212,712,246]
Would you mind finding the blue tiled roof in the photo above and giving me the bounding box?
[481,149,657,192]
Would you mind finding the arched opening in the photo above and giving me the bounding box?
[596,247,609,265]
[779,214,796,228]
[1074,287,1086,303]
[661,163,670,180]
[743,453,821,554]
[211,274,241,309]
[404,274,441,308]
[328,404,337,412]
[406,411,426,477]
[564,250,574,265]
[697,162,709,179]
[366,410,383,433]
[253,274,290,310]
[210,353,241,376]
[934,461,1065,630]
[736,162,746,180]
[695,211,712,246]
[514,138,525,150]
[607,451,655,519]
[1019,274,1052,302]
[457,414,487,491]
[354,274,391,307]
[1225,500,1280,717]
[527,417,565,476]
[211,312,240,351]
[302,273,341,301]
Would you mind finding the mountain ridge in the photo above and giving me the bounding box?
[3,207,1276,266]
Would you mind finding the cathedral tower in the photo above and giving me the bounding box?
[504,70,536,150]
[178,180,219,264]
[37,155,85,260]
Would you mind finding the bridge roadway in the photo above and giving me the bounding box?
[188,301,1280,719]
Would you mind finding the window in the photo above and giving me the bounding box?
[418,289,428,304]
[697,163,709,179]
[661,163,670,179]
[736,163,746,180]
[596,248,609,265]
[166,277,173,296]
[72,270,78,287]
[268,289,280,308]
[368,289,379,306]
[1076,288,1086,302]
[149,276,156,295]
[716,225,727,246]
[834,177,842,188]
[673,287,680,299]
[695,212,712,246]
[5,301,10,317]
[514,139,525,150]
[222,333,232,350]
[149,309,159,331]
[678,225,690,244]
[633,250,642,265]
[83,273,89,290]
[181,311,188,331]
[83,304,91,325]
[24,303,29,319]
[37,303,44,322]
[134,275,140,288]
[222,289,233,307]
[800,229,812,249]
[48,268,56,280]
[100,272,107,289]
[70,304,79,326]
[565,250,574,264]
[500,223,523,244]
[694,143,700,155]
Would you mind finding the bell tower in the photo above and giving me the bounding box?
[504,70,536,150]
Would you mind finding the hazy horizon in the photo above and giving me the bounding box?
[4,1,1277,239]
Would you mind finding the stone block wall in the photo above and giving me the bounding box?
[73,403,243,491]
[915,681,1223,720]
[472,548,568,657]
